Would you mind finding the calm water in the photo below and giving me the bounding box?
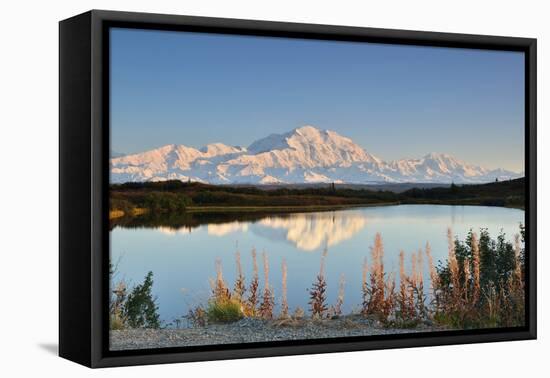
[110,205,524,326]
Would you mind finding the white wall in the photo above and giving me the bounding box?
[1,0,547,375]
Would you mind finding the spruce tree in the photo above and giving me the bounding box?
[124,271,161,329]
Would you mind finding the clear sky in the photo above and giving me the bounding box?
[110,28,525,172]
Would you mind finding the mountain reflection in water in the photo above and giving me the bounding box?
[253,213,366,251]
[153,211,367,251]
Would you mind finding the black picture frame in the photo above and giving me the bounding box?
[59,9,537,368]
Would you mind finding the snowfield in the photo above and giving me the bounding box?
[110,125,521,184]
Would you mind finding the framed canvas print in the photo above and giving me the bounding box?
[59,10,537,368]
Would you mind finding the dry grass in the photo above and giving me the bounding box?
[189,227,525,330]
[471,233,481,304]
[361,256,368,311]
[447,228,460,306]
[362,233,396,321]
[398,250,410,319]
[513,234,523,286]
[246,248,260,316]
[233,250,246,301]
[329,273,346,318]
[280,258,289,319]
[110,281,128,330]
[187,306,207,327]
[425,242,440,313]
[258,252,275,319]
[212,258,231,302]
[293,306,305,319]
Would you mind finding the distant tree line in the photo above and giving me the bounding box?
[109,178,525,216]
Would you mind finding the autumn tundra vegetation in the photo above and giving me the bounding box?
[109,177,525,220]
[110,226,525,332]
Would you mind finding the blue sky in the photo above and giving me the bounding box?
[110,28,525,172]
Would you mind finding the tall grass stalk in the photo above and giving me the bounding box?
[447,228,460,306]
[384,273,396,319]
[407,252,418,318]
[361,256,369,312]
[330,273,345,317]
[463,257,471,303]
[258,251,274,319]
[414,248,427,319]
[425,242,440,313]
[110,281,128,330]
[398,250,410,319]
[280,258,289,319]
[233,250,246,301]
[213,258,230,302]
[471,233,481,304]
[362,233,397,321]
[513,234,523,286]
[363,233,385,316]
[247,248,259,315]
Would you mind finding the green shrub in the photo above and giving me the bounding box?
[206,299,243,323]
[110,313,126,330]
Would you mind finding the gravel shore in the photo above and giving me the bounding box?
[110,316,441,351]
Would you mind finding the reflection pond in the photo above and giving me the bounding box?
[110,204,524,326]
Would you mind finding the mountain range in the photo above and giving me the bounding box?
[110,125,522,184]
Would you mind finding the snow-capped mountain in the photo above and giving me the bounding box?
[110,125,521,184]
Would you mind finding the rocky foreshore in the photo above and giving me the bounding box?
[110,316,442,351]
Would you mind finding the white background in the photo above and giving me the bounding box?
[0,0,547,376]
